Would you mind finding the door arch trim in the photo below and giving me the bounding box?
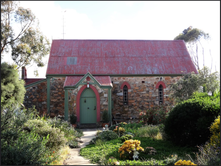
[76,85,100,123]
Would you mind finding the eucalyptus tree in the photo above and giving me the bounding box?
[174,26,210,70]
[1,1,50,75]
[170,66,220,102]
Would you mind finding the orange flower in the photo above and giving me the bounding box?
[53,151,55,153]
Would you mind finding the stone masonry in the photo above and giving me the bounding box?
[24,76,181,121]
[111,76,181,120]
[24,81,47,115]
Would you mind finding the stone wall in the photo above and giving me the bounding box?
[24,75,181,121]
[24,81,47,115]
[24,77,66,117]
[50,77,65,117]
[110,76,181,120]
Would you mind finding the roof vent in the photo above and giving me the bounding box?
[67,57,77,65]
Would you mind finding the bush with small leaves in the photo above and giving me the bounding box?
[98,130,119,141]
[1,131,56,165]
[164,95,220,146]
[194,143,220,165]
[120,134,133,142]
[24,119,67,150]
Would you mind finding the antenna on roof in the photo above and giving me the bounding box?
[62,10,66,39]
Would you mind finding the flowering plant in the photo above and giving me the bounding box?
[209,115,220,147]
[174,159,197,165]
[118,139,144,159]
[113,126,125,136]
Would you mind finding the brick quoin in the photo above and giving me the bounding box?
[76,85,100,122]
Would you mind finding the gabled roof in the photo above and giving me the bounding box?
[46,39,197,75]
[63,72,112,88]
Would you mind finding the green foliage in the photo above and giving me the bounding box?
[46,117,83,144]
[102,110,109,123]
[81,137,197,165]
[194,143,220,165]
[24,119,67,150]
[109,123,142,136]
[164,95,220,147]
[198,66,220,95]
[1,62,26,109]
[170,72,200,102]
[174,27,209,43]
[70,114,77,124]
[68,139,80,148]
[99,130,119,141]
[113,127,126,137]
[139,105,169,125]
[170,67,220,102]
[1,1,50,72]
[135,125,160,139]
[209,115,220,147]
[1,130,56,165]
[1,105,57,165]
[89,130,119,145]
[120,134,134,142]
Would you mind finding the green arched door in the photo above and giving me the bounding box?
[80,88,97,124]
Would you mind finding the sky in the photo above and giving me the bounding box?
[2,1,220,78]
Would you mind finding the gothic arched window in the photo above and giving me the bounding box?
[159,84,163,104]
[123,85,128,105]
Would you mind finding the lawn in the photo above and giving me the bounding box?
[80,133,198,165]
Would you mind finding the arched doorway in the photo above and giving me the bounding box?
[80,88,97,123]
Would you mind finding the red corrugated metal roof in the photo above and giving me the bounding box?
[64,76,112,87]
[46,40,197,75]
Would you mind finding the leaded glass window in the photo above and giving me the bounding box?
[123,85,128,105]
[159,84,163,104]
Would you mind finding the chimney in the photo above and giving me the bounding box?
[22,66,27,79]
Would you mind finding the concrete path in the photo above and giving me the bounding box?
[63,128,102,165]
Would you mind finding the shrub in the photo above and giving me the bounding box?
[194,143,220,165]
[209,115,220,147]
[135,124,160,139]
[120,134,133,142]
[113,126,125,136]
[70,114,77,124]
[1,131,56,165]
[102,110,109,123]
[98,130,119,141]
[139,105,169,125]
[1,62,26,109]
[89,130,118,145]
[109,122,128,130]
[174,159,197,165]
[118,139,144,159]
[164,95,220,146]
[24,119,67,150]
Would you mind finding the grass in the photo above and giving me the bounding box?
[80,137,198,165]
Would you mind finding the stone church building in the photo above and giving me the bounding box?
[23,40,197,125]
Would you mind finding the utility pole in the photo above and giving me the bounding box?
[62,10,66,39]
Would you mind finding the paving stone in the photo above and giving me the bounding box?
[63,128,102,165]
